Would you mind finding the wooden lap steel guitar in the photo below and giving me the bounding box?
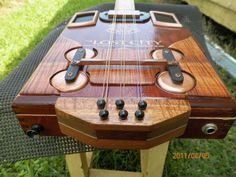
[12,0,236,149]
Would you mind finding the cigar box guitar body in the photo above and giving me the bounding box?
[12,0,236,149]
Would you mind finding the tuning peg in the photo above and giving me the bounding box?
[135,110,145,120]
[138,100,147,110]
[99,109,109,120]
[119,109,128,120]
[97,99,106,109]
[115,99,125,109]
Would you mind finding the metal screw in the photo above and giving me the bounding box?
[67,72,73,77]
[175,73,181,78]
[164,50,169,53]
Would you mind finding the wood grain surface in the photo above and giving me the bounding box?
[12,10,236,146]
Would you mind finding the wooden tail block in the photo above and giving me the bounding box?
[55,98,191,149]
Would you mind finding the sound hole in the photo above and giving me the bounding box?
[65,48,97,62]
[151,49,183,61]
[73,14,94,23]
[154,13,176,23]
[157,71,196,94]
[67,11,98,28]
[50,71,88,92]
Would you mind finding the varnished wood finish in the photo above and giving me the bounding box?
[12,6,236,148]
[56,98,190,130]
[89,67,160,85]
[59,121,185,149]
[55,98,190,148]
[171,37,230,97]
[51,71,89,92]
[16,20,230,98]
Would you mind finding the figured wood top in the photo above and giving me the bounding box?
[12,8,236,148]
[21,37,80,95]
[170,37,230,97]
[55,97,191,131]
[18,18,231,99]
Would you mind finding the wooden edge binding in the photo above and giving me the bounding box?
[67,10,99,28]
[150,11,182,28]
[55,97,191,149]
[59,121,187,149]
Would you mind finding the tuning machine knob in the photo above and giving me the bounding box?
[99,110,109,120]
[135,110,145,120]
[119,109,128,120]
[138,100,147,110]
[115,99,125,109]
[97,99,106,109]
[26,124,44,138]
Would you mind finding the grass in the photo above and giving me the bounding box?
[203,16,236,59]
[0,0,236,176]
[0,156,69,177]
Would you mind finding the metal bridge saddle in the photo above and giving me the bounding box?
[65,47,86,82]
[162,48,184,84]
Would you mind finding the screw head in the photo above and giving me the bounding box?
[115,99,125,109]
[135,110,145,120]
[175,73,181,78]
[99,109,109,120]
[97,99,106,109]
[119,109,128,120]
[138,100,147,110]
[164,49,169,53]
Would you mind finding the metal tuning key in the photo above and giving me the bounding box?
[65,47,86,82]
[162,48,184,84]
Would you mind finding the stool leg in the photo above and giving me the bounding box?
[141,142,169,177]
[66,152,93,177]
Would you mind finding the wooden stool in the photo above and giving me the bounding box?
[66,142,169,177]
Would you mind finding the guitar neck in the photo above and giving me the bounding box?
[114,0,135,11]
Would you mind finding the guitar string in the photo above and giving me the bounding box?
[101,14,116,99]
[136,17,143,102]
[104,13,117,106]
[133,14,142,101]
[132,14,140,101]
[119,14,124,99]
[122,14,127,100]
[119,19,122,98]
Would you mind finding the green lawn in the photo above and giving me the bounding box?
[0,0,236,177]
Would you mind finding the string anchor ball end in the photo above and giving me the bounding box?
[99,109,109,120]
[138,100,147,110]
[119,109,128,120]
[115,99,125,109]
[97,99,106,109]
[135,110,145,120]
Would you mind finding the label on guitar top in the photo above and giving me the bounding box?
[84,39,164,48]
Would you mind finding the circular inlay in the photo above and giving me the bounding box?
[50,71,88,92]
[65,48,97,62]
[152,49,183,61]
[157,71,196,93]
